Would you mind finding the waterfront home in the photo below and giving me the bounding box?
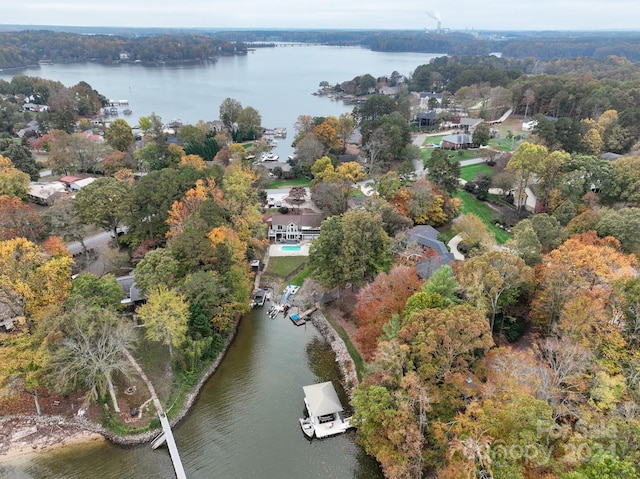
[267,213,322,243]
[116,272,144,306]
[404,225,456,279]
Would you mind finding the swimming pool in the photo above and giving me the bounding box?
[280,245,302,251]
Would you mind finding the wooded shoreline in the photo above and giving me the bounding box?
[0,283,359,463]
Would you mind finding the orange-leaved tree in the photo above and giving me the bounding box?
[354,265,421,360]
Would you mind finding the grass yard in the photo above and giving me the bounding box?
[265,256,307,278]
[460,163,493,181]
[289,264,313,287]
[421,134,446,146]
[264,178,311,189]
[422,146,488,166]
[456,190,511,244]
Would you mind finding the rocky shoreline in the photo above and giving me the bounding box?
[0,314,242,460]
[0,282,358,462]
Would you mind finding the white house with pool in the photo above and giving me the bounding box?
[267,213,323,243]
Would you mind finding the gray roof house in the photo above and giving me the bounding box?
[441,133,474,150]
[458,117,484,132]
[28,181,68,206]
[116,273,144,305]
[17,120,39,139]
[406,225,455,279]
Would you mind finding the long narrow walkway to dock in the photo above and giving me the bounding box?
[125,349,187,479]
[158,414,187,479]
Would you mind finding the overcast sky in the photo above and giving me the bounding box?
[3,1,639,31]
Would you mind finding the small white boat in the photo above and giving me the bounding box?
[299,418,314,438]
[259,152,280,162]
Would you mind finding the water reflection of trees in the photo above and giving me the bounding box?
[305,336,353,415]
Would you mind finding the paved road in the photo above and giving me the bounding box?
[66,231,112,255]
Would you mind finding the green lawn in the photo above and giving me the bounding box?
[421,134,446,146]
[422,146,487,166]
[289,264,313,287]
[460,163,493,182]
[265,256,307,278]
[264,178,311,189]
[456,191,511,244]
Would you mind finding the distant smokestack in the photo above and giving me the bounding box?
[437,21,441,33]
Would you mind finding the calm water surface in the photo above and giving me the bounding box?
[0,45,442,159]
[0,46,444,478]
[3,308,382,478]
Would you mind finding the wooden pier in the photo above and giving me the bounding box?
[290,307,317,326]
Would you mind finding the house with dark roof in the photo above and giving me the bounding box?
[17,120,39,139]
[416,111,439,128]
[418,92,443,109]
[267,213,323,242]
[405,225,455,279]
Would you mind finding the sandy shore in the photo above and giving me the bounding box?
[0,416,105,464]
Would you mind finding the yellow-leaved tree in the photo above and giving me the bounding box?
[136,284,189,362]
[0,155,30,200]
[0,238,73,407]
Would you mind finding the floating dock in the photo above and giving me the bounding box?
[290,307,316,326]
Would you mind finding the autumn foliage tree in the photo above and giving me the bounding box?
[0,155,30,200]
[0,195,47,242]
[456,250,532,332]
[166,178,223,241]
[136,285,189,361]
[531,231,637,334]
[354,265,421,360]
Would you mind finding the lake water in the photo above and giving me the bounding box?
[3,307,382,478]
[0,45,444,478]
[1,45,443,160]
